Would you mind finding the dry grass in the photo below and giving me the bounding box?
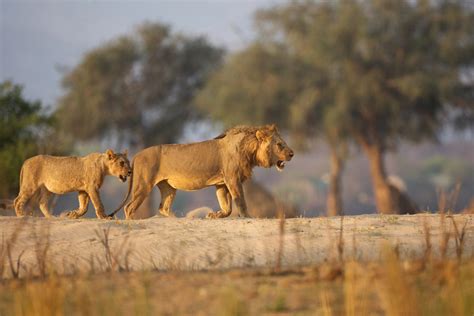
[275,212,285,272]
[94,226,132,273]
[1,219,26,279]
[32,223,51,278]
[1,260,471,315]
[0,213,472,315]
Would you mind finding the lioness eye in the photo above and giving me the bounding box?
[278,143,284,149]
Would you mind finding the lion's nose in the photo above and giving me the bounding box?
[128,171,132,176]
[289,150,294,158]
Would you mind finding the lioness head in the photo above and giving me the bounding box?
[255,124,294,171]
[105,149,132,182]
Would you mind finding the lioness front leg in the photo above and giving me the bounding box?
[226,180,250,218]
[88,189,110,219]
[207,185,232,219]
[64,191,89,219]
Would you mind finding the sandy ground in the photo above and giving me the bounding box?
[0,213,472,278]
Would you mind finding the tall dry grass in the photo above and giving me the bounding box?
[0,213,472,315]
[94,226,132,273]
[1,219,26,279]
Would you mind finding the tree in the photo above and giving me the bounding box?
[56,22,223,218]
[0,81,57,198]
[57,22,223,148]
[196,43,299,128]
[254,0,474,214]
[196,33,349,216]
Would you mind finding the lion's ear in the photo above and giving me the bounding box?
[123,149,128,157]
[269,124,278,132]
[256,129,269,141]
[106,149,115,160]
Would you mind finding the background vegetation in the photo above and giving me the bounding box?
[1,1,473,315]
[0,82,64,198]
[1,0,473,216]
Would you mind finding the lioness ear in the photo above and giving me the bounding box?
[123,149,128,157]
[106,149,115,160]
[269,124,278,133]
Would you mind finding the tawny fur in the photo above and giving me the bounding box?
[14,149,131,219]
[118,124,294,219]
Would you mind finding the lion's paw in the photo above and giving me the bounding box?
[206,211,218,219]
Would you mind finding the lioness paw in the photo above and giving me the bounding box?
[60,210,77,219]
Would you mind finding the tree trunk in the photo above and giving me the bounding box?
[364,144,399,214]
[326,148,344,216]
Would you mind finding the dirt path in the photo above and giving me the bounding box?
[0,214,472,278]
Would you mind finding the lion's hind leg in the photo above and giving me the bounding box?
[157,181,177,217]
[207,185,233,219]
[124,179,153,220]
[38,187,54,218]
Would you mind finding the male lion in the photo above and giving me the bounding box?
[14,149,132,219]
[110,124,294,219]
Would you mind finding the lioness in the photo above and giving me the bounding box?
[110,124,294,219]
[14,149,132,219]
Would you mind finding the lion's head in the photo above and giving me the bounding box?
[215,124,294,180]
[105,149,132,182]
[255,124,294,171]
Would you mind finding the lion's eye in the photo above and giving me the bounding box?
[120,161,125,167]
[277,143,284,149]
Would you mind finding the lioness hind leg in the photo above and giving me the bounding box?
[14,189,36,217]
[38,187,53,218]
[207,185,232,219]
[157,181,177,217]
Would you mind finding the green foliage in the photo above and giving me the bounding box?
[420,155,474,188]
[57,22,223,147]
[0,81,56,198]
[255,0,474,150]
[196,43,301,129]
[197,0,474,213]
[199,0,474,151]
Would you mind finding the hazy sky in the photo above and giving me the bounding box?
[1,0,280,106]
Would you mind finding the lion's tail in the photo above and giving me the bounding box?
[107,162,134,218]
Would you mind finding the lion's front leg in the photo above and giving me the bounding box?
[157,181,177,217]
[226,180,250,218]
[207,185,233,219]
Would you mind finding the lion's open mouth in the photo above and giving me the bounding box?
[276,160,286,172]
[119,175,127,182]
